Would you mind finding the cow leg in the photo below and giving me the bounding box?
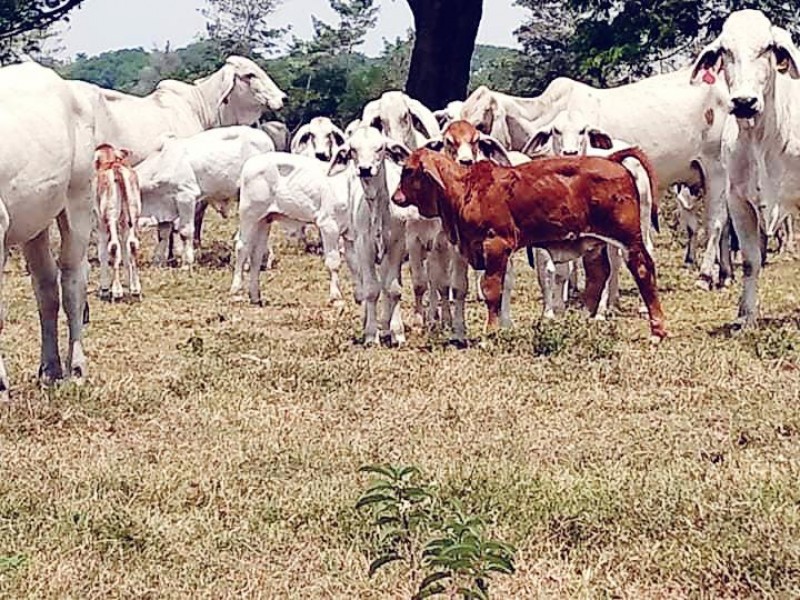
[407,238,428,327]
[154,222,174,268]
[109,225,124,301]
[728,195,761,327]
[552,261,571,315]
[500,256,514,328]
[0,205,9,401]
[317,216,344,306]
[481,237,511,331]
[596,246,622,319]
[177,196,197,268]
[624,243,667,340]
[97,223,112,300]
[23,229,63,384]
[685,225,697,265]
[450,251,469,345]
[473,269,485,301]
[360,259,380,345]
[535,249,556,319]
[427,239,451,330]
[193,199,208,249]
[718,218,735,287]
[247,220,271,306]
[582,245,611,318]
[698,163,728,289]
[57,208,91,380]
[380,243,407,346]
[127,227,142,298]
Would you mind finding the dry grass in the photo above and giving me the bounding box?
[1,208,799,599]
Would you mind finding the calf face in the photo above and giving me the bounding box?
[424,120,512,166]
[523,110,613,157]
[328,126,410,180]
[292,116,346,162]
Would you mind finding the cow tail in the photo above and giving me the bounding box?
[607,147,659,233]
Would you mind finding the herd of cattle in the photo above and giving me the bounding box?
[0,8,798,400]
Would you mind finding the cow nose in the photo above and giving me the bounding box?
[563,150,579,156]
[392,188,406,205]
[458,157,474,166]
[315,151,329,161]
[731,96,758,117]
[358,166,372,178]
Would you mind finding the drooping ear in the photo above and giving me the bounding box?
[690,40,723,84]
[290,124,313,154]
[478,135,512,166]
[422,163,446,190]
[587,129,613,150]
[433,109,450,128]
[329,125,346,149]
[217,64,237,106]
[327,145,352,177]
[423,137,445,152]
[385,140,411,165]
[116,148,133,164]
[771,26,800,79]
[521,130,552,157]
[406,96,442,138]
[362,99,383,132]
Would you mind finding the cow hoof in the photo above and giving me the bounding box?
[363,335,379,347]
[330,298,345,308]
[71,365,86,382]
[38,364,64,387]
[542,309,555,320]
[695,276,712,292]
[719,277,734,289]
[249,299,264,307]
[98,289,112,302]
[130,292,142,303]
[649,334,664,345]
[448,337,468,349]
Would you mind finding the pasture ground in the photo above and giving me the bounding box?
[1,207,799,599]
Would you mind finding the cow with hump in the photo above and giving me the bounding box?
[391,148,668,342]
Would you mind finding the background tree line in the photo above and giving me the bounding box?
[3,0,798,131]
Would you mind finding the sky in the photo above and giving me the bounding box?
[58,0,528,59]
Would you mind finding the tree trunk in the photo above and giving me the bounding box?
[405,0,483,109]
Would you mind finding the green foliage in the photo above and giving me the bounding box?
[201,0,287,59]
[0,0,84,64]
[357,465,516,598]
[61,48,150,91]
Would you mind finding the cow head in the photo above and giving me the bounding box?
[690,10,800,121]
[291,116,346,162]
[432,100,465,129]
[522,110,613,157]
[210,56,287,126]
[361,91,441,149]
[328,126,410,181]
[424,120,512,166]
[391,149,446,219]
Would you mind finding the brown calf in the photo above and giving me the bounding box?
[391,148,667,340]
[424,119,512,166]
[93,143,142,300]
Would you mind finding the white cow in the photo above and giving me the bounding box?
[93,144,142,301]
[291,116,346,162]
[328,127,434,346]
[462,70,732,289]
[361,91,451,327]
[344,118,362,138]
[135,126,275,268]
[689,10,800,326]
[523,109,658,318]
[673,181,703,267]
[230,153,356,306]
[0,62,96,399]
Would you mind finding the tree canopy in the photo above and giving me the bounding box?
[0,0,85,63]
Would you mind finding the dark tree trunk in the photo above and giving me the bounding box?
[405,0,483,109]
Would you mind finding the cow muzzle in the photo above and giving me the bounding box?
[391,188,408,206]
[315,151,330,161]
[358,166,374,179]
[730,96,760,119]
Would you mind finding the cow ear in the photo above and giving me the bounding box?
[406,96,441,138]
[690,41,722,84]
[521,130,552,157]
[771,27,800,78]
[328,145,351,176]
[433,109,449,128]
[291,125,313,154]
[330,126,346,149]
[386,141,411,165]
[423,165,445,190]
[587,129,613,150]
[423,137,444,152]
[478,136,512,166]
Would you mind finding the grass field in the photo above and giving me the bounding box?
[1,208,799,599]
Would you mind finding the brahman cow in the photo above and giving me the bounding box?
[291,116,346,162]
[690,9,800,326]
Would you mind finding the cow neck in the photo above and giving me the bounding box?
[362,161,393,254]
[193,67,229,129]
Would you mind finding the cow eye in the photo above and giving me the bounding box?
[579,128,587,135]
[553,127,561,135]
[242,73,256,81]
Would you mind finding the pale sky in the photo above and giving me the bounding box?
[58,0,527,59]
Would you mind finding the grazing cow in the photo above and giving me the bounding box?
[461,69,731,290]
[0,62,96,398]
[231,153,357,306]
[391,149,667,341]
[690,9,800,326]
[94,144,142,300]
[135,126,276,268]
[291,116,346,162]
[328,127,421,345]
[524,109,658,318]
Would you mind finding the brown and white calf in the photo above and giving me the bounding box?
[392,148,667,341]
[93,144,142,300]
